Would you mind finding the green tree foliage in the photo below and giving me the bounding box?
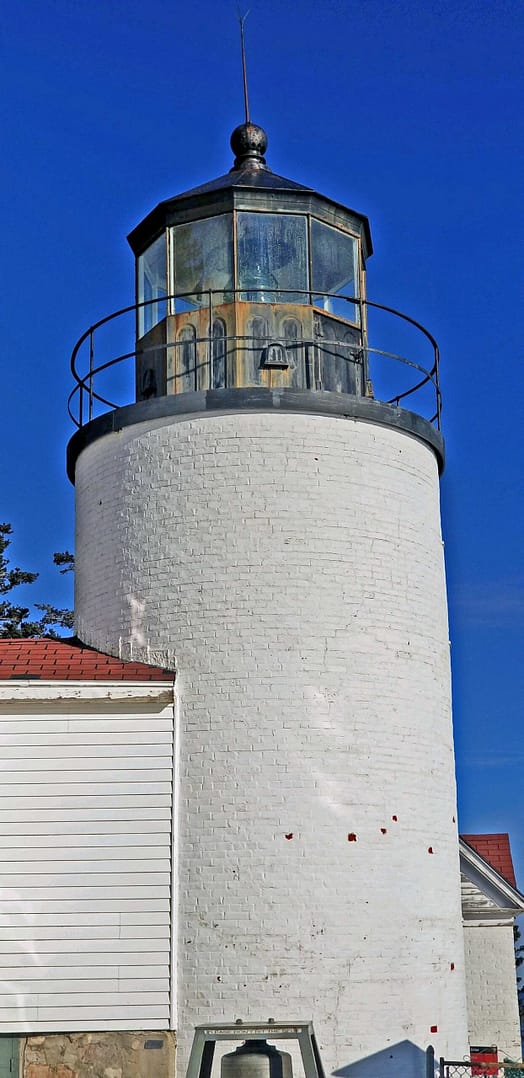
[53,550,75,575]
[0,523,74,638]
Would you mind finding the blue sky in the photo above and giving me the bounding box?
[0,1,523,879]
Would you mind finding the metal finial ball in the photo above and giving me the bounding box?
[230,122,268,161]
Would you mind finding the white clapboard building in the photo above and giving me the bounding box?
[0,638,175,1078]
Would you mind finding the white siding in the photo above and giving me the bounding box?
[461,873,503,916]
[0,696,174,1031]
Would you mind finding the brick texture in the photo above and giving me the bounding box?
[74,411,469,1077]
[464,923,522,1058]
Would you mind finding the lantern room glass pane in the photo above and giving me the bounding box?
[312,220,359,322]
[172,214,233,310]
[237,212,308,303]
[138,234,167,336]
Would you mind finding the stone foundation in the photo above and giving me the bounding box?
[21,1032,175,1078]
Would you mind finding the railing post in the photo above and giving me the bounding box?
[426,1046,435,1078]
[208,289,213,390]
[359,296,369,393]
[435,343,442,429]
[88,330,94,422]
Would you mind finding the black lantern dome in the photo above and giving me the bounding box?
[230,122,268,170]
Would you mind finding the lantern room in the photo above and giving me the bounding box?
[68,119,443,479]
[127,122,373,401]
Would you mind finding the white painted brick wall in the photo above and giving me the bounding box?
[74,411,469,1078]
[464,922,522,1059]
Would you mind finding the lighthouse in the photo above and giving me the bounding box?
[68,120,469,1077]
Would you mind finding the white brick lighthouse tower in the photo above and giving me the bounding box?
[68,122,468,1078]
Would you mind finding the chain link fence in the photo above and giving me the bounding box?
[440,1060,524,1078]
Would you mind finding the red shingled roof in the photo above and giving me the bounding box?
[0,639,173,682]
[461,833,517,888]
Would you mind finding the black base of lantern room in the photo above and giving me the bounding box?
[66,387,445,484]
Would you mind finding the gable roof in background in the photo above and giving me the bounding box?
[460,833,524,918]
[461,833,517,888]
[0,638,173,682]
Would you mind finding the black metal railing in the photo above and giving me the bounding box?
[68,290,441,430]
